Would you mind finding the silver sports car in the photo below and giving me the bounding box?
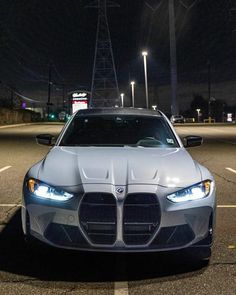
[22,108,216,256]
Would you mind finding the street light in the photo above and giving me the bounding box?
[142,51,149,109]
[196,109,201,123]
[130,81,135,107]
[120,93,125,108]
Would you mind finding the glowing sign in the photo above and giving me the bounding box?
[72,100,88,113]
[71,91,90,113]
[227,113,232,122]
[72,92,88,99]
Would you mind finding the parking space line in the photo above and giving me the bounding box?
[226,167,236,174]
[217,205,236,208]
[0,204,21,207]
[0,123,33,129]
[0,166,12,173]
[114,282,129,295]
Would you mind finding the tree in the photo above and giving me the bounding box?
[211,99,226,122]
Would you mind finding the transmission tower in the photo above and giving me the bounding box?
[87,0,120,107]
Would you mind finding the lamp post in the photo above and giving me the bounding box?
[142,51,149,109]
[196,109,201,123]
[47,62,53,120]
[130,81,135,107]
[207,60,211,119]
[120,93,124,108]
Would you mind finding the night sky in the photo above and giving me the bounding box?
[0,0,235,101]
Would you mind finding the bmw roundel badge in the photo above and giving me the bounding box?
[116,187,124,195]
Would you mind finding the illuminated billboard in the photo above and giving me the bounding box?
[71,91,90,114]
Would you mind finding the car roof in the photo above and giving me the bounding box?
[75,108,163,117]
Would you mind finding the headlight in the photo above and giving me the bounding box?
[167,180,212,203]
[27,179,74,201]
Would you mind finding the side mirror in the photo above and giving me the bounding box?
[183,136,203,148]
[36,134,55,146]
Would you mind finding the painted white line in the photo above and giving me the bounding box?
[0,166,12,173]
[114,282,129,295]
[226,167,236,174]
[0,123,34,129]
[217,205,236,208]
[0,204,21,207]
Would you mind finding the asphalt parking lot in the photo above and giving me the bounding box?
[0,123,235,295]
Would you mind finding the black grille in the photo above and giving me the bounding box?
[123,194,160,245]
[79,193,117,245]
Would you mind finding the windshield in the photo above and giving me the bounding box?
[60,115,179,148]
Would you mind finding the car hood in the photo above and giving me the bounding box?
[37,146,201,188]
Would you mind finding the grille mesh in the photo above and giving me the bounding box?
[79,193,116,245]
[123,194,161,245]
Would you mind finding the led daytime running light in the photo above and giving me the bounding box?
[27,179,73,201]
[167,180,212,203]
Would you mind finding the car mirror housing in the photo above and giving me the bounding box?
[36,134,55,146]
[183,136,203,148]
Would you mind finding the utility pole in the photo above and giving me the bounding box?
[230,7,236,34]
[11,89,14,109]
[169,0,179,115]
[146,0,199,115]
[62,83,66,110]
[47,62,52,119]
[207,59,211,118]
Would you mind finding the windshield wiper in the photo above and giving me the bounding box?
[136,137,163,147]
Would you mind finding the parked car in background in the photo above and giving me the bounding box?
[170,115,185,124]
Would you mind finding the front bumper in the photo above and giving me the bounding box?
[22,184,216,252]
